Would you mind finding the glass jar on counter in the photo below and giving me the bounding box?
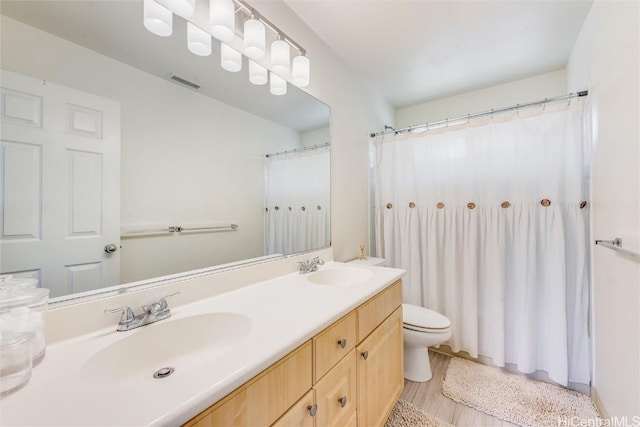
[0,288,49,365]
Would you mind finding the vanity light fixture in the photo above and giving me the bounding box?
[291,52,310,87]
[271,35,291,77]
[269,72,287,96]
[249,60,268,85]
[164,0,195,17]
[210,0,235,42]
[187,22,212,56]
[221,43,242,72]
[143,0,310,94]
[143,0,173,37]
[243,13,265,60]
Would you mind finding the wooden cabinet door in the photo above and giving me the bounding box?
[357,307,403,427]
[314,349,357,427]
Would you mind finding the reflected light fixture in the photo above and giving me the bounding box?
[221,43,242,72]
[210,0,235,42]
[271,36,290,77]
[249,60,268,85]
[164,0,195,17]
[187,22,212,56]
[143,0,173,37]
[269,72,287,96]
[243,14,265,60]
[291,52,310,87]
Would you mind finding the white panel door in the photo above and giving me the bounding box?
[0,70,121,297]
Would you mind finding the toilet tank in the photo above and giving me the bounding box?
[348,257,386,267]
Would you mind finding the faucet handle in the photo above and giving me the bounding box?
[313,257,325,266]
[104,306,135,325]
[158,292,180,310]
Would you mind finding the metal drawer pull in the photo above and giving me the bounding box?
[307,404,318,417]
[337,338,347,348]
[361,350,369,360]
[338,396,348,408]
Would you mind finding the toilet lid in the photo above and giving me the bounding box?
[402,304,451,330]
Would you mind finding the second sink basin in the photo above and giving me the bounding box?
[307,267,373,285]
[83,312,252,384]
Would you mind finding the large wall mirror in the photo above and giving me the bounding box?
[0,1,331,302]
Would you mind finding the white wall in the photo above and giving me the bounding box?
[255,2,395,262]
[1,16,301,283]
[566,0,640,419]
[396,69,567,128]
[301,126,330,148]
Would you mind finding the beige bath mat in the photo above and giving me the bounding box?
[442,357,600,427]
[386,399,453,427]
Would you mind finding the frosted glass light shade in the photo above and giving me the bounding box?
[143,0,173,37]
[292,55,310,87]
[270,72,287,96]
[249,60,268,85]
[271,39,290,77]
[187,23,212,56]
[210,0,235,42]
[243,18,265,60]
[221,43,242,72]
[164,0,195,17]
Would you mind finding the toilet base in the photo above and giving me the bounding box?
[404,345,433,382]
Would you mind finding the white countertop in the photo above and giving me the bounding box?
[0,262,404,426]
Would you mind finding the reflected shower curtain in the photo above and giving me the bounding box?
[374,101,591,386]
[265,148,330,255]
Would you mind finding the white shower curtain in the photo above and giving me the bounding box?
[374,100,590,387]
[265,148,330,255]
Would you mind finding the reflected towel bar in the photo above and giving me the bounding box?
[121,224,238,238]
[595,238,640,261]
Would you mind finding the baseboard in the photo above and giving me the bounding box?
[590,386,608,418]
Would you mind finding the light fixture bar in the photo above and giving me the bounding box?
[233,0,306,55]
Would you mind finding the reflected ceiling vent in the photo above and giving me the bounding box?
[167,73,200,90]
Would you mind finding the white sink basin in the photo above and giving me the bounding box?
[83,312,251,384]
[307,267,374,285]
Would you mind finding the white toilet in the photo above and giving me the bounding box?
[402,303,452,382]
[348,257,452,382]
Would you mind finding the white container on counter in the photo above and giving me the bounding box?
[0,331,34,396]
[0,288,49,365]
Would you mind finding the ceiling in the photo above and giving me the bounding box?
[284,0,594,108]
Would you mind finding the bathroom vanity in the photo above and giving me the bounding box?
[185,280,403,427]
[0,254,405,426]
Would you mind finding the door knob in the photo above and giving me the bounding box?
[307,404,318,417]
[337,338,347,348]
[361,350,369,360]
[104,243,118,253]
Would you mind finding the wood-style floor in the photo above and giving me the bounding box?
[400,351,518,426]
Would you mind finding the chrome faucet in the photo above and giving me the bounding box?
[104,292,179,332]
[298,256,325,274]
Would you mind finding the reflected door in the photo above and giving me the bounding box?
[0,70,121,297]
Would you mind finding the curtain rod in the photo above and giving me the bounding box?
[370,90,588,138]
[265,142,329,158]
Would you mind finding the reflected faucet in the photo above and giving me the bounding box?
[298,257,325,274]
[104,292,179,331]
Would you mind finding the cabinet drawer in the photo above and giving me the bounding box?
[185,341,312,427]
[271,390,315,427]
[314,311,356,381]
[356,280,402,342]
[314,349,357,427]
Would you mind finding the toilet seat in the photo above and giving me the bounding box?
[402,304,451,333]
